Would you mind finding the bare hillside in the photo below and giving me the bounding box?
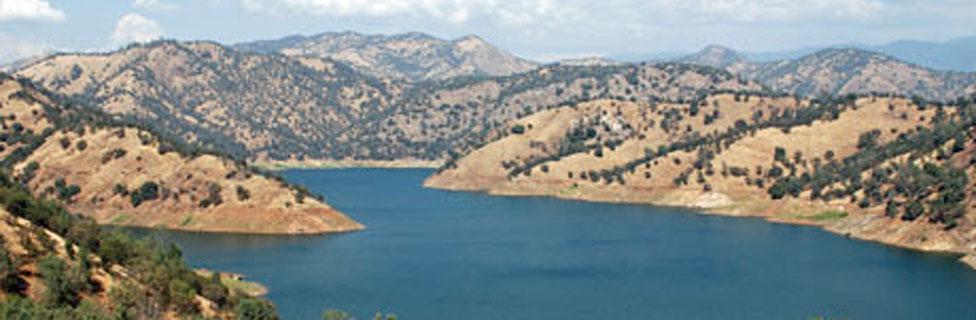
[0,74,362,234]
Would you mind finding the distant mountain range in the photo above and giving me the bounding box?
[235,31,540,81]
[675,45,976,100]
[617,36,976,72]
[11,32,976,163]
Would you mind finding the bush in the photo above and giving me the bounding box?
[510,124,526,134]
[58,137,71,149]
[37,255,82,307]
[236,297,278,320]
[236,185,251,201]
[75,140,87,151]
[199,183,223,208]
[129,181,159,207]
[100,148,127,164]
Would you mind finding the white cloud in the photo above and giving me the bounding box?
[238,0,578,27]
[686,0,884,21]
[134,0,180,11]
[111,13,164,45]
[236,0,883,26]
[0,0,66,22]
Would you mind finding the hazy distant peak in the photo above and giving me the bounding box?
[676,44,748,69]
[236,31,539,81]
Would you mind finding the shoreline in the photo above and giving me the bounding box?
[424,181,976,271]
[250,159,442,170]
[104,221,365,236]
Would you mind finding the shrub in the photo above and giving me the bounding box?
[236,297,278,320]
[100,148,127,164]
[236,185,251,201]
[510,124,526,134]
[199,183,223,208]
[130,181,159,207]
[58,137,71,149]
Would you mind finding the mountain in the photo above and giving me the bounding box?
[236,31,541,81]
[674,45,757,76]
[675,45,747,69]
[15,40,759,163]
[0,73,362,234]
[15,40,405,162]
[427,92,976,267]
[675,46,976,101]
[748,48,976,100]
[17,37,976,165]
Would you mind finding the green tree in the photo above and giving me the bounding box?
[236,297,278,320]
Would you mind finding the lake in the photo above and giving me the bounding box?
[151,169,976,319]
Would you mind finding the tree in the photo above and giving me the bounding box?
[236,297,279,320]
[510,124,526,134]
[774,147,787,163]
[236,185,251,201]
[168,279,198,314]
[37,255,81,307]
[130,181,159,207]
[201,272,229,307]
[0,246,26,295]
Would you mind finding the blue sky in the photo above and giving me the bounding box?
[1,0,974,63]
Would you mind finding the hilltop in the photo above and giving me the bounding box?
[427,91,976,268]
[676,46,976,101]
[236,31,540,81]
[0,73,362,234]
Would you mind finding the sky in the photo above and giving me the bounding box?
[1,0,975,63]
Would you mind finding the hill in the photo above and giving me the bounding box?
[14,41,759,163]
[0,168,278,318]
[17,37,976,165]
[15,40,404,162]
[0,73,362,234]
[427,91,976,268]
[676,46,976,101]
[235,31,540,81]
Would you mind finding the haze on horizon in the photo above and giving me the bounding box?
[1,0,975,63]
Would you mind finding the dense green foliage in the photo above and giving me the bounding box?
[0,168,275,318]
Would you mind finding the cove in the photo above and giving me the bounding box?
[150,169,976,319]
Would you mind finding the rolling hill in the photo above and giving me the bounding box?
[0,73,362,234]
[677,46,976,101]
[14,41,759,163]
[427,91,976,267]
[13,35,976,166]
[236,31,540,81]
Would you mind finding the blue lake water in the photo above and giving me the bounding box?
[151,169,976,319]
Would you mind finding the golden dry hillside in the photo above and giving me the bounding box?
[0,74,362,234]
[14,41,759,163]
[236,31,541,81]
[428,92,976,267]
